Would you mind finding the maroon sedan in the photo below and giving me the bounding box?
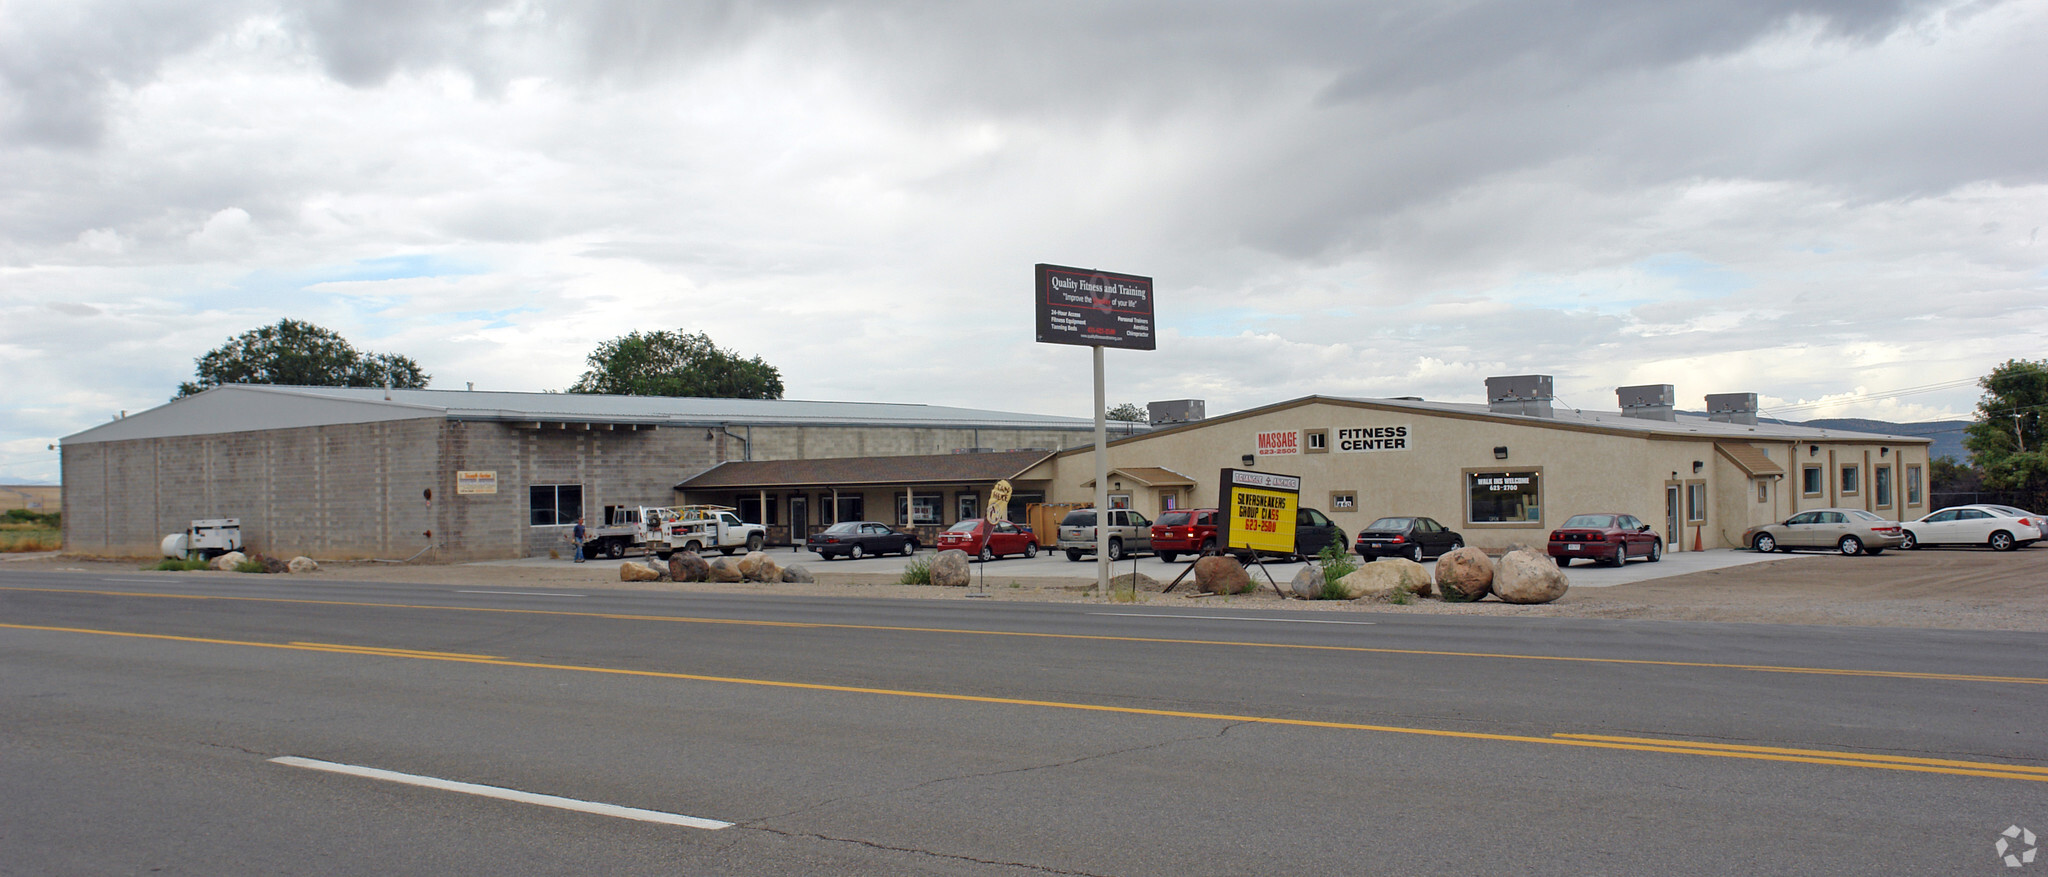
[935,518,1038,562]
[1548,513,1663,567]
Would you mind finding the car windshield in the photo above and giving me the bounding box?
[822,522,862,535]
[1366,517,1412,530]
[1061,511,1096,526]
[1157,511,1192,527]
[1563,515,1616,528]
[1845,510,1884,521]
[946,520,981,532]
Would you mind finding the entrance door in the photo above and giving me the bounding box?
[789,496,809,544]
[1665,486,1681,551]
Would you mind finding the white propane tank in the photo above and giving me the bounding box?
[161,533,190,559]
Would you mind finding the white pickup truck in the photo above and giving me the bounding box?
[581,505,767,559]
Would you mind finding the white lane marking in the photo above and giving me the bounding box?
[1090,613,1375,625]
[269,756,731,829]
[456,590,586,598]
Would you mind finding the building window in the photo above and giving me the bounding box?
[1875,466,1893,507]
[895,493,942,525]
[737,497,779,525]
[1467,471,1540,524]
[1304,428,1329,454]
[1757,480,1768,503]
[1686,483,1706,522]
[1841,464,1860,495]
[833,494,864,523]
[1330,490,1357,511]
[1907,465,1923,506]
[1802,465,1823,496]
[956,493,979,521]
[528,484,582,527]
[1109,493,1132,510]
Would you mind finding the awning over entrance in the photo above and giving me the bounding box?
[1714,442,1786,478]
[674,450,1054,491]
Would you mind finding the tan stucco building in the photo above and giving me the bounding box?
[1018,382,1932,553]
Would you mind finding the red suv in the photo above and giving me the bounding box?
[1149,508,1219,562]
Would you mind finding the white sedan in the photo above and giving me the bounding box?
[1900,505,2043,551]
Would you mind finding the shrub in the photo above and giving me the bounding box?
[4,509,59,528]
[1315,542,1357,599]
[149,558,211,571]
[898,556,933,585]
[234,559,270,573]
[0,529,61,552]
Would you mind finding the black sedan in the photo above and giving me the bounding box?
[1354,516,1464,562]
[806,521,919,559]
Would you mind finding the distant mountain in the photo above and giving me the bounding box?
[1798,418,1973,463]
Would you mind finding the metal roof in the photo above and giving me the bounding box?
[676,450,1054,490]
[63,385,1116,444]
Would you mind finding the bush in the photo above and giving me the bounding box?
[898,555,933,585]
[149,558,211,571]
[4,509,59,528]
[234,559,270,573]
[1316,542,1357,595]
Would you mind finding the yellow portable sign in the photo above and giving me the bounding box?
[1219,468,1300,556]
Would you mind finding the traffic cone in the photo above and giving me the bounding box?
[1692,527,1702,552]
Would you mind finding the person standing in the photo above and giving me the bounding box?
[572,517,587,563]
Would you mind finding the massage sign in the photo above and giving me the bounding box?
[1219,468,1301,556]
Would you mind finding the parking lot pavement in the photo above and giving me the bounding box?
[498,545,1806,588]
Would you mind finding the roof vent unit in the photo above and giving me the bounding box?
[1485,375,1554,418]
[1146,399,1205,426]
[1706,392,1759,425]
[1616,384,1677,421]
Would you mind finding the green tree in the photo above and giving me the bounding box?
[176,319,429,398]
[1963,358,2048,490]
[1928,455,1982,494]
[568,330,784,399]
[1105,402,1147,422]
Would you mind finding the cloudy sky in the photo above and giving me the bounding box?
[5,0,2045,483]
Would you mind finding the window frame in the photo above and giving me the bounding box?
[1906,464,1923,506]
[894,492,943,526]
[1874,465,1893,508]
[1840,463,1860,496]
[528,483,583,528]
[1303,428,1330,454]
[1801,465,1824,497]
[1463,468,1544,528]
[1685,481,1707,523]
[1329,490,1357,511]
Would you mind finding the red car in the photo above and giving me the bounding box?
[934,518,1038,562]
[1548,513,1663,566]
[1149,508,1220,562]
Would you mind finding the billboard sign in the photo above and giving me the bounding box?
[455,470,498,495]
[1219,468,1299,556]
[1034,263,1155,350]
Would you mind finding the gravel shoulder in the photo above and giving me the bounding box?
[12,546,2048,632]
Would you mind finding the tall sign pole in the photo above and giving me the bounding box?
[1035,264,1155,599]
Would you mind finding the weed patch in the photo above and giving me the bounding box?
[898,556,933,585]
[149,558,211,571]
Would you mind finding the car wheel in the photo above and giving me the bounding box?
[1024,542,1038,558]
[1406,544,1423,563]
[1157,551,1177,563]
[1449,538,1463,552]
[850,544,864,560]
[1900,530,1919,550]
[1991,530,2017,551]
[1647,540,1662,562]
[1107,539,1123,561]
[1608,542,1628,566]
[978,546,994,562]
[684,540,703,554]
[1201,538,1217,554]
[746,534,764,553]
[1066,549,1083,562]
[1838,535,1863,556]
[1752,533,1776,553]
[901,540,915,556]
[605,539,626,559]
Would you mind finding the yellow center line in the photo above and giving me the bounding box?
[4,585,2044,686]
[5,620,2044,784]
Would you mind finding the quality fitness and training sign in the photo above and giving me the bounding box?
[1219,468,1300,556]
[1034,264,1155,350]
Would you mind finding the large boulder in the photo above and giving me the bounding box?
[1493,549,1569,604]
[1194,555,1252,595]
[780,564,815,584]
[620,561,662,582]
[930,549,972,587]
[706,558,745,583]
[211,551,247,571]
[668,551,710,583]
[1288,564,1326,599]
[1433,547,1493,601]
[1335,559,1430,600]
[738,551,783,583]
[287,556,319,574]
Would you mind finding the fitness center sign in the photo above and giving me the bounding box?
[1034,263,1156,350]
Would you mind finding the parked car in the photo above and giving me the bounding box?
[806,520,918,560]
[1058,508,1153,561]
[1548,513,1663,566]
[1150,508,1220,562]
[1742,508,1904,556]
[1900,505,2043,551]
[936,518,1038,561]
[1354,516,1464,562]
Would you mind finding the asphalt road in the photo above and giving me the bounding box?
[4,567,2045,875]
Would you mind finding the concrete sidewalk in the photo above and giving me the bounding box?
[478,546,1803,588]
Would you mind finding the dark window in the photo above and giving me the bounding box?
[834,495,864,523]
[1802,466,1823,495]
[529,484,583,527]
[1467,471,1540,523]
[1875,467,1893,506]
